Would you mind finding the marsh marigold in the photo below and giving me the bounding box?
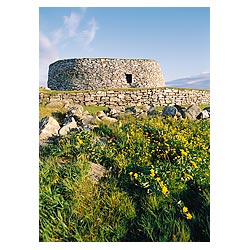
[150,169,155,177]
[186,213,192,220]
[162,186,168,195]
[183,207,188,213]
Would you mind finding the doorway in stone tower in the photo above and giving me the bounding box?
[125,73,132,84]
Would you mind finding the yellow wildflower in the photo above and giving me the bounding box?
[155,177,160,182]
[129,172,133,176]
[134,173,138,179]
[185,173,193,180]
[183,207,188,213]
[162,186,168,195]
[180,149,187,156]
[150,169,155,177]
[191,161,198,169]
[186,213,192,220]
[77,136,83,145]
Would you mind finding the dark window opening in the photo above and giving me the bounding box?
[125,74,132,84]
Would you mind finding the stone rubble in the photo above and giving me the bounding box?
[39,104,210,145]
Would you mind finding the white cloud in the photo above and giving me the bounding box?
[82,18,98,46]
[39,9,99,86]
[39,32,59,86]
[63,12,81,37]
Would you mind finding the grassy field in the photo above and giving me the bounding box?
[39,104,210,242]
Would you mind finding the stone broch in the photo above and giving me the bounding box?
[47,58,165,90]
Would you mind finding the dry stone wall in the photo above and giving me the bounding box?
[40,88,210,107]
[47,58,165,90]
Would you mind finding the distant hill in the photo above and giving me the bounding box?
[166,72,210,90]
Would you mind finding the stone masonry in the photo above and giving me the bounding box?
[40,87,210,107]
[47,58,165,90]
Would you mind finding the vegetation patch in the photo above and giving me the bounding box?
[39,113,210,242]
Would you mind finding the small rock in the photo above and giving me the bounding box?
[59,117,78,135]
[100,116,118,124]
[162,105,177,117]
[67,105,85,120]
[45,101,65,107]
[136,111,148,118]
[109,108,120,118]
[89,162,107,182]
[96,111,107,119]
[80,114,97,125]
[184,104,202,120]
[146,104,158,116]
[125,106,137,114]
[174,104,186,118]
[203,107,210,116]
[197,110,210,119]
[39,116,60,140]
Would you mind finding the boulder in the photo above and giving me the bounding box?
[162,105,177,117]
[174,104,186,118]
[39,116,60,140]
[80,114,97,125]
[125,106,137,114]
[184,104,202,120]
[197,110,210,119]
[67,105,86,120]
[203,107,210,116]
[146,104,158,116]
[59,117,78,136]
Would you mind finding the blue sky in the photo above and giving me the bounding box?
[40,7,210,88]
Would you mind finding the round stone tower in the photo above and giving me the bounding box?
[47,58,165,90]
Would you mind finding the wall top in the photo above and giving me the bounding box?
[49,57,159,66]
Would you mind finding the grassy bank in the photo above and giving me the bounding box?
[39,113,210,241]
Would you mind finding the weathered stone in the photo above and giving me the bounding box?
[59,117,78,135]
[203,107,210,116]
[184,104,202,120]
[197,110,210,119]
[89,162,107,182]
[162,106,177,117]
[174,104,186,118]
[136,111,148,118]
[39,116,60,140]
[80,114,97,125]
[147,107,158,116]
[100,116,118,124]
[45,101,66,107]
[109,108,120,118]
[96,111,107,119]
[125,106,137,114]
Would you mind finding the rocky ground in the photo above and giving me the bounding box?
[39,103,210,185]
[39,103,210,146]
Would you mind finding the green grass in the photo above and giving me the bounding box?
[39,115,210,242]
[39,86,210,96]
[39,104,108,121]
